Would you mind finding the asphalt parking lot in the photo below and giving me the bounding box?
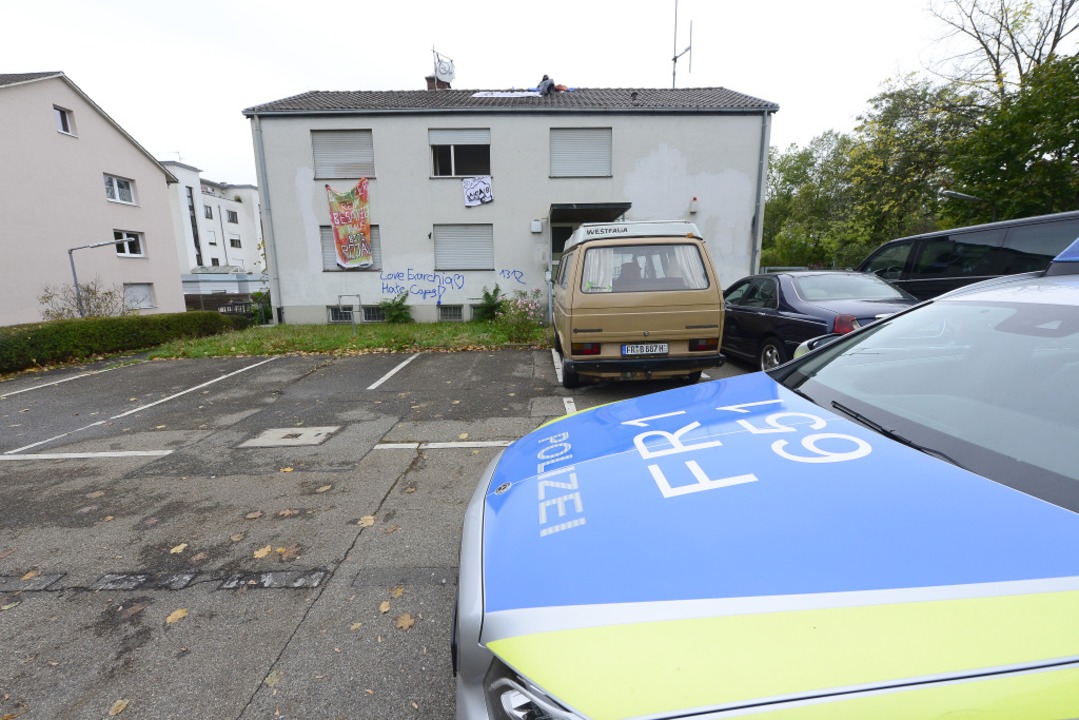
[0,350,746,720]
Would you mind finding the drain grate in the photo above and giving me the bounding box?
[238,427,342,448]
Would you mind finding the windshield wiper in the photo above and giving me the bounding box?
[830,400,967,469]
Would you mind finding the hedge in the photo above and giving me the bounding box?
[0,311,239,374]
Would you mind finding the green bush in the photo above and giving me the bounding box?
[473,284,503,321]
[0,311,234,374]
[378,293,414,324]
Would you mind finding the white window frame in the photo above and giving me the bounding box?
[229,235,242,249]
[105,174,137,205]
[434,224,494,271]
[123,283,156,310]
[429,128,491,177]
[54,106,76,135]
[227,210,239,223]
[312,130,375,178]
[204,205,213,219]
[550,128,613,178]
[320,225,382,271]
[114,230,144,257]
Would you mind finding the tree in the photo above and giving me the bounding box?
[945,53,1079,223]
[931,0,1079,102]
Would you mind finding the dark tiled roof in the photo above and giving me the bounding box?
[0,72,64,87]
[243,87,778,116]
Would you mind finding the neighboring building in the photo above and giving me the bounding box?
[160,160,267,310]
[0,72,185,326]
[244,79,778,324]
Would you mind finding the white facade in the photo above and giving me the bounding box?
[160,161,265,274]
[0,72,185,326]
[246,86,776,324]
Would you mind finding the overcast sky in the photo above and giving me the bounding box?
[6,0,950,186]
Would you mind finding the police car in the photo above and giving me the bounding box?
[454,239,1079,719]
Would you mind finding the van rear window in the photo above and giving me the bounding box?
[581,243,709,293]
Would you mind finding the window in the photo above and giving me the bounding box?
[54,106,76,135]
[229,236,242,249]
[210,258,220,266]
[911,230,1005,280]
[430,129,491,176]
[328,305,354,323]
[550,128,612,177]
[361,306,384,322]
[861,241,914,280]
[206,230,217,246]
[204,206,213,219]
[123,283,156,309]
[434,224,494,271]
[312,130,375,178]
[227,210,239,223]
[582,243,709,293]
[105,175,137,204]
[999,219,1079,274]
[114,231,143,257]
[438,305,463,322]
[320,225,382,271]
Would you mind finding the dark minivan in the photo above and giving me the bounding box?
[856,210,1079,299]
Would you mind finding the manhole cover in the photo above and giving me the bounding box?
[238,427,341,448]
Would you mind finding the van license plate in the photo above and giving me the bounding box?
[622,343,668,356]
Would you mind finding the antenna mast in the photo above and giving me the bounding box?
[672,0,693,89]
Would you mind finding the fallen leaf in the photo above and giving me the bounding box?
[169,543,188,554]
[358,516,375,528]
[253,545,272,559]
[21,569,39,581]
[389,585,404,598]
[229,533,245,542]
[264,669,284,688]
[103,516,114,522]
[120,603,147,620]
[1,602,20,611]
[350,622,363,631]
[278,508,299,518]
[244,511,263,520]
[155,425,167,430]
[394,612,415,630]
[279,467,294,473]
[189,552,209,564]
[86,490,105,499]
[276,544,301,562]
[142,517,159,526]
[379,600,391,614]
[315,485,332,493]
[0,548,14,561]
[404,486,416,494]
[365,689,375,695]
[412,702,419,709]
[165,608,188,625]
[381,524,399,535]
[458,433,469,440]
[108,699,129,715]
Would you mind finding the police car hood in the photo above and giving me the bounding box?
[479,373,1079,719]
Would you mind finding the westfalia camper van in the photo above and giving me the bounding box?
[552,221,724,388]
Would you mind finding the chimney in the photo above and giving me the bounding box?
[425,75,451,91]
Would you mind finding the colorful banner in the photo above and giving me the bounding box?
[326,179,372,269]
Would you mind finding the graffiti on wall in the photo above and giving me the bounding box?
[379,268,528,302]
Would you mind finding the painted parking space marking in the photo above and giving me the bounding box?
[0,451,172,462]
[366,353,421,390]
[0,361,144,399]
[374,440,513,451]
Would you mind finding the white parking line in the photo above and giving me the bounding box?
[0,450,173,461]
[374,440,513,450]
[367,353,421,390]
[551,349,563,383]
[0,362,143,399]
[563,397,577,414]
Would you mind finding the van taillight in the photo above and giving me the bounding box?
[832,314,860,334]
[571,343,601,356]
[689,338,718,352]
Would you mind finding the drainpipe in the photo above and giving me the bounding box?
[751,112,772,275]
[251,113,283,324]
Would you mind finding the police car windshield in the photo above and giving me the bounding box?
[783,296,1079,506]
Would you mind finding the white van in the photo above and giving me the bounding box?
[552,221,725,388]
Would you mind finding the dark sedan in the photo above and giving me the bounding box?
[722,271,918,370]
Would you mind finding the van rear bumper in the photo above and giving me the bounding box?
[565,353,725,375]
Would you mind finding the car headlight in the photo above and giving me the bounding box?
[484,657,581,720]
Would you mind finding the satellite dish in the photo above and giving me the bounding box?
[436,58,455,83]
[433,48,455,83]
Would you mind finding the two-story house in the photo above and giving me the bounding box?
[243,78,778,324]
[0,72,185,326]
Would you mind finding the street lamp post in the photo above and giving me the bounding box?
[68,239,121,317]
[940,189,998,222]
